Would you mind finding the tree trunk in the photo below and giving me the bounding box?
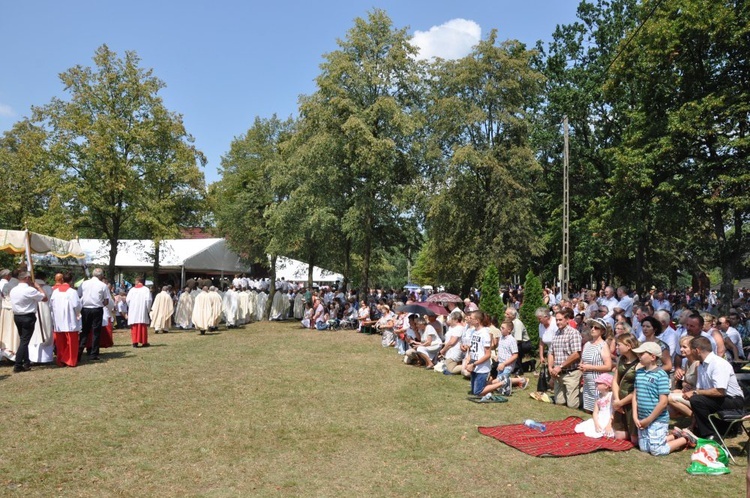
[152,239,161,291]
[264,254,277,320]
[107,237,119,282]
[307,250,315,290]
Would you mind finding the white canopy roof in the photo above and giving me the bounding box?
[79,238,251,273]
[275,256,343,283]
[0,229,85,259]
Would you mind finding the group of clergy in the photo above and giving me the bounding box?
[0,269,301,368]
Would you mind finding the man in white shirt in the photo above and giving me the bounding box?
[684,336,745,438]
[718,315,744,361]
[599,286,619,318]
[652,290,672,313]
[616,286,634,319]
[77,268,109,361]
[9,271,47,372]
[653,310,679,363]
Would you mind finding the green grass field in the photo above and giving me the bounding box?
[1,321,745,497]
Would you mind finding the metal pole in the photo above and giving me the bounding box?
[562,116,570,301]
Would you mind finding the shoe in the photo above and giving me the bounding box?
[521,377,530,390]
[200,330,206,335]
[141,343,151,348]
[424,365,433,370]
[13,364,31,373]
[681,428,698,447]
[133,343,139,348]
[90,356,100,361]
[480,393,493,402]
[671,427,685,439]
[442,369,453,376]
[539,393,552,403]
[530,392,541,401]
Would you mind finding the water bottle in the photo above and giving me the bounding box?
[523,419,546,432]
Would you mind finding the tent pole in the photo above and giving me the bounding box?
[181,266,185,289]
[24,229,46,343]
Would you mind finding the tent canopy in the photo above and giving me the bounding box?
[275,256,343,283]
[79,238,251,274]
[0,229,85,259]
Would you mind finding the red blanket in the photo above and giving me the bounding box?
[478,416,634,457]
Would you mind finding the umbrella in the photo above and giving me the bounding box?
[394,304,436,316]
[403,283,421,291]
[418,302,450,316]
[426,292,462,303]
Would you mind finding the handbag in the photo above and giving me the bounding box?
[536,363,551,392]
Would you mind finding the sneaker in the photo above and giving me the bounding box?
[681,428,698,447]
[480,393,493,402]
[521,377,530,390]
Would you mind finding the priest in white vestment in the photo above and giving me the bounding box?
[192,287,212,334]
[28,276,54,363]
[150,286,175,333]
[222,286,239,328]
[0,270,20,361]
[49,272,81,367]
[208,287,223,330]
[293,291,305,320]
[174,287,194,329]
[256,291,268,321]
[237,289,250,325]
[126,277,153,347]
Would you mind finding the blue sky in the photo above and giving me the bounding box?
[1,1,581,184]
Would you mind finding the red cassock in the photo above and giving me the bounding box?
[54,332,79,367]
[131,323,148,345]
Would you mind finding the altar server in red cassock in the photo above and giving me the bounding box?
[49,272,81,367]
[126,276,153,347]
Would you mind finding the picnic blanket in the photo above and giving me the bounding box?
[478,416,634,457]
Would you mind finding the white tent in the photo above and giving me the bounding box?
[77,238,343,287]
[79,238,251,285]
[274,256,343,284]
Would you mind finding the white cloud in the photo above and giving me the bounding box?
[0,103,15,118]
[411,19,481,61]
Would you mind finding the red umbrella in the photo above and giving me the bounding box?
[417,302,450,316]
[426,292,462,303]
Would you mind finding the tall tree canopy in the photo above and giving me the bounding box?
[36,44,206,278]
[296,9,423,292]
[422,32,545,292]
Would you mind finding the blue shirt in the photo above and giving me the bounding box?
[634,367,670,422]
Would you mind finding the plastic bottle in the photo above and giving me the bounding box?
[523,419,547,432]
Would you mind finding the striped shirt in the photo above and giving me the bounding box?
[634,367,670,423]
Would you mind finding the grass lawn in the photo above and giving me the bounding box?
[0,321,746,497]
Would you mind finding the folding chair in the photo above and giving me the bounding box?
[708,411,750,464]
[708,372,750,464]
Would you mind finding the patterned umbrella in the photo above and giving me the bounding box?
[426,292,462,303]
[417,302,450,316]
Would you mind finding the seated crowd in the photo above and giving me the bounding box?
[300,284,750,457]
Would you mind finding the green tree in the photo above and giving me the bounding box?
[479,263,504,322]
[533,0,640,288]
[423,31,545,293]
[37,44,204,279]
[605,0,750,305]
[297,9,423,294]
[212,115,293,318]
[518,269,545,348]
[0,119,71,237]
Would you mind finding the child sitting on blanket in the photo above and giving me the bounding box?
[575,373,614,438]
